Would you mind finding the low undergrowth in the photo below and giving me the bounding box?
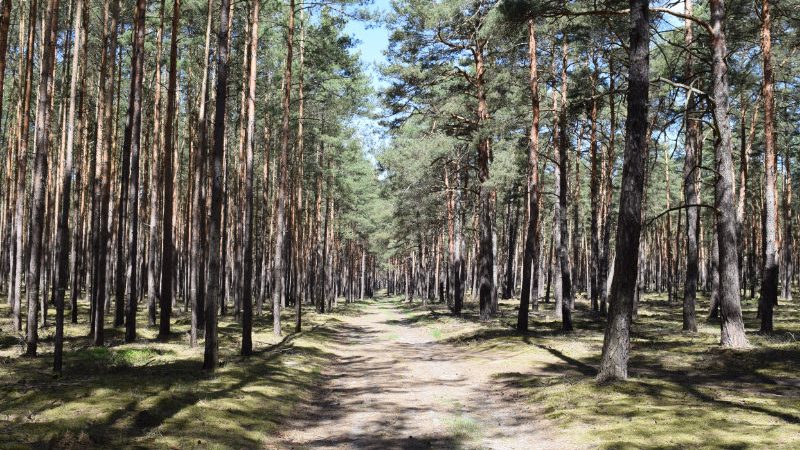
[393,291,800,449]
[0,298,348,449]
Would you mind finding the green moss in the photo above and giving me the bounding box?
[443,414,482,440]
[388,294,800,449]
[0,295,344,449]
[3,292,799,448]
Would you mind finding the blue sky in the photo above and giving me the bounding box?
[343,0,393,157]
[343,0,392,91]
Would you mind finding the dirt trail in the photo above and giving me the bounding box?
[278,300,573,450]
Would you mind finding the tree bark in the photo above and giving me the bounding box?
[557,38,572,331]
[589,54,600,314]
[758,0,778,333]
[599,56,617,317]
[11,0,37,333]
[681,0,700,333]
[475,38,493,321]
[146,0,167,328]
[781,154,793,301]
[517,19,541,332]
[241,0,259,355]
[273,0,295,335]
[123,0,147,343]
[55,0,84,372]
[294,4,305,332]
[91,0,120,346]
[159,0,180,339]
[204,0,232,372]
[26,0,62,356]
[597,0,649,382]
[709,0,749,347]
[191,0,213,347]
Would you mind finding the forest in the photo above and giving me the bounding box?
[1,0,799,448]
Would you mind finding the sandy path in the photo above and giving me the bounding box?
[278,301,571,450]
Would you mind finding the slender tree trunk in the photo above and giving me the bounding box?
[191,0,213,347]
[273,0,295,335]
[589,54,600,314]
[123,0,147,343]
[708,227,721,319]
[241,0,259,355]
[475,39,493,321]
[681,0,700,332]
[502,189,518,299]
[26,0,62,356]
[518,20,540,331]
[114,24,135,329]
[69,2,90,325]
[313,141,324,311]
[147,0,167,328]
[159,0,180,339]
[557,38,572,331]
[204,0,232,372]
[599,57,617,317]
[54,0,84,373]
[781,154,793,300]
[557,79,572,331]
[294,4,305,332]
[11,0,36,332]
[453,156,465,315]
[709,0,749,347]
[663,141,674,304]
[91,0,119,346]
[445,164,455,309]
[758,0,778,333]
[597,0,649,382]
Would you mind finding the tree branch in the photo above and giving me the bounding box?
[645,203,717,228]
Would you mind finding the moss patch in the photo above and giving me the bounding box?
[385,292,800,448]
[0,296,349,449]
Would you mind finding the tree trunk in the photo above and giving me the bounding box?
[159,0,180,339]
[557,38,572,331]
[91,0,119,346]
[599,57,617,317]
[557,91,572,331]
[272,0,295,334]
[294,4,305,332]
[681,0,700,333]
[758,0,778,333]
[709,0,749,347]
[11,0,36,333]
[241,0,259,355]
[146,0,167,328]
[589,54,600,314]
[475,39,493,321]
[25,0,61,356]
[204,0,232,372]
[781,154,792,300]
[453,157,465,315]
[55,0,84,373]
[191,0,213,347]
[708,228,720,319]
[123,0,147,343]
[517,19,541,331]
[597,0,649,382]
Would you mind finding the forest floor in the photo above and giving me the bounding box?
[0,298,354,449]
[352,293,800,449]
[1,291,800,449]
[277,299,570,450]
